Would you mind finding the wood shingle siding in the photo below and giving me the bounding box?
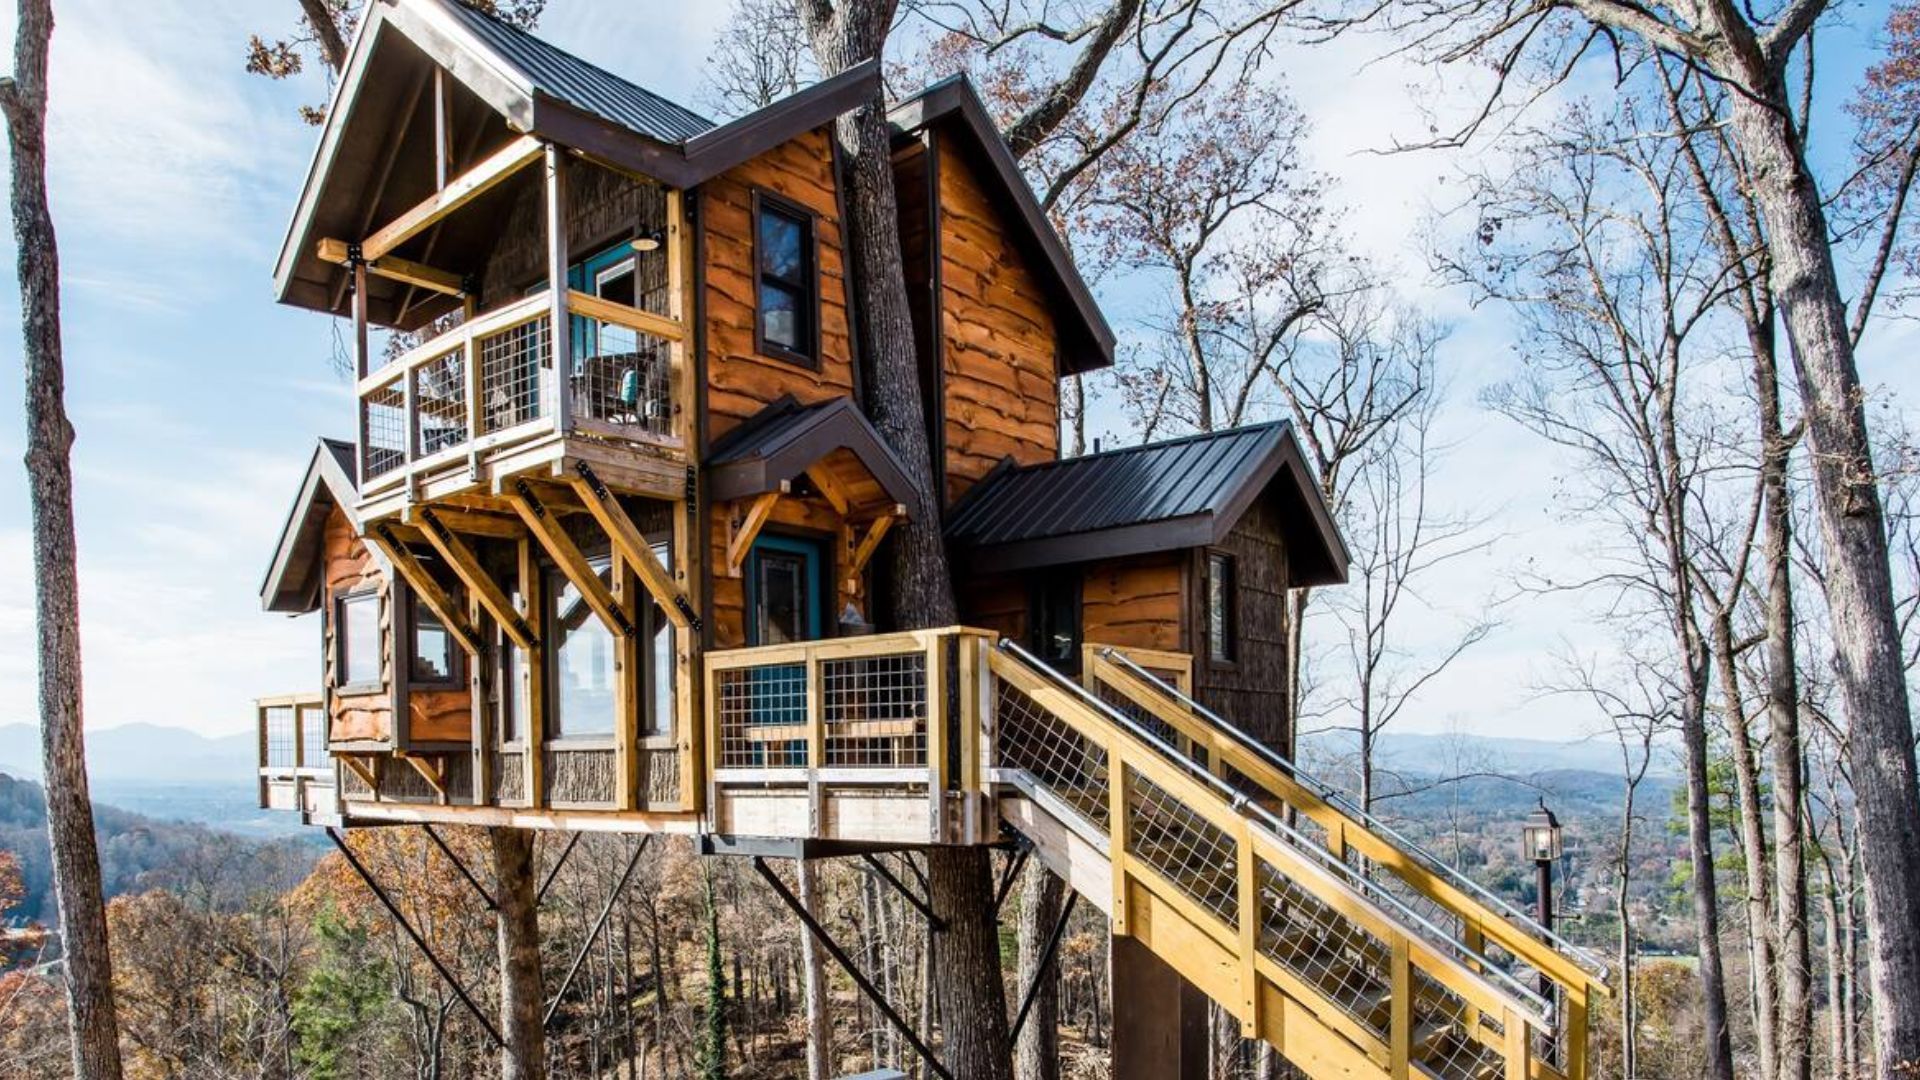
[323,507,392,744]
[701,128,857,443]
[1192,495,1292,750]
[936,139,1058,505]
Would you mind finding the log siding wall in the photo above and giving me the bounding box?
[322,507,393,745]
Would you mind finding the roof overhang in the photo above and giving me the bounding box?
[951,426,1349,586]
[260,440,365,614]
[889,76,1116,376]
[708,397,919,516]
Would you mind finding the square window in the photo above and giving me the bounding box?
[410,601,457,684]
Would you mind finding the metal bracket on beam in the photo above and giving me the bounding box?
[861,853,945,932]
[753,857,953,1080]
[326,828,505,1050]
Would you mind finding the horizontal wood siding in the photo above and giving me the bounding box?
[1193,496,1291,750]
[708,495,854,650]
[323,507,393,744]
[703,129,857,443]
[407,687,472,745]
[1084,554,1187,653]
[936,138,1058,504]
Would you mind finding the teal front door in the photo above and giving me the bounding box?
[745,534,826,766]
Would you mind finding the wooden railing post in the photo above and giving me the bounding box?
[1504,1006,1533,1080]
[1236,819,1260,1037]
[1390,937,1413,1080]
[926,633,948,842]
[1108,746,1130,936]
[1565,984,1589,1080]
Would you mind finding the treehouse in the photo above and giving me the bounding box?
[252,4,1608,1077]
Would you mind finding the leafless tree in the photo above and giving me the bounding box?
[1,3,125,1077]
[701,0,820,117]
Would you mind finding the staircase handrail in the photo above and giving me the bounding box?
[1097,646,1612,983]
[1000,640,1554,1021]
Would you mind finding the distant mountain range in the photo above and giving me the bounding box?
[0,722,256,784]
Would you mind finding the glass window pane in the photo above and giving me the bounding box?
[553,561,617,736]
[758,209,804,281]
[759,282,800,352]
[1208,554,1234,663]
[757,551,807,645]
[648,542,674,738]
[412,606,454,682]
[341,593,381,687]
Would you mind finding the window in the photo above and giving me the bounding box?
[646,542,675,738]
[409,598,458,684]
[551,557,618,738]
[1028,574,1082,674]
[336,591,382,689]
[1207,552,1237,665]
[754,196,817,364]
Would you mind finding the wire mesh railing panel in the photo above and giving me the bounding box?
[1409,970,1507,1080]
[1125,767,1239,928]
[572,316,672,438]
[716,664,808,768]
[299,704,328,766]
[413,348,469,457]
[1254,856,1394,1039]
[996,680,1110,831]
[478,316,550,435]
[263,706,296,769]
[823,652,927,767]
[361,379,406,480]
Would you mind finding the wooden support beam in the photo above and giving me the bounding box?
[367,525,484,659]
[398,752,449,803]
[725,491,782,577]
[342,755,379,793]
[417,508,537,651]
[506,480,633,637]
[319,238,465,298]
[805,464,850,516]
[518,536,545,807]
[847,509,899,585]
[413,505,522,539]
[363,134,543,262]
[568,462,697,631]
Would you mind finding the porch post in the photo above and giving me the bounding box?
[544,142,571,431]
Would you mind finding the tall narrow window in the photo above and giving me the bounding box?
[1207,552,1237,665]
[551,558,617,738]
[336,591,383,690]
[755,196,816,365]
[1028,574,1082,674]
[646,541,675,738]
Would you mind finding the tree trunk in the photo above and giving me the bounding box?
[1710,610,1778,1080]
[797,858,831,1080]
[1015,861,1065,1080]
[1718,62,1920,1080]
[2,4,124,1077]
[796,4,1013,1078]
[491,828,546,1080]
[1677,647,1737,1080]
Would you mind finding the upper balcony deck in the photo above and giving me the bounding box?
[354,281,690,522]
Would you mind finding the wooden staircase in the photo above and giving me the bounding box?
[987,642,1608,1080]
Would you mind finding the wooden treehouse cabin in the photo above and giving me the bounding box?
[252,3,1609,1077]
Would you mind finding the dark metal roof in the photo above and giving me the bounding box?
[437,1,714,144]
[945,423,1348,586]
[708,396,919,513]
[262,438,367,614]
[888,76,1115,375]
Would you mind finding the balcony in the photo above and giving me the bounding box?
[255,694,338,822]
[354,287,686,520]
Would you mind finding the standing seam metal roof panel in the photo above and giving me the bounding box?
[438,2,716,144]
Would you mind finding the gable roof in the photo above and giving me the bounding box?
[945,423,1348,586]
[708,397,918,514]
[888,76,1115,375]
[261,439,366,614]
[275,0,878,323]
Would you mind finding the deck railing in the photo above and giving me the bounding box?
[356,288,682,492]
[255,693,332,813]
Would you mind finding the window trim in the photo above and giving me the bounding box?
[333,588,386,695]
[545,553,621,741]
[751,189,822,369]
[1205,549,1238,668]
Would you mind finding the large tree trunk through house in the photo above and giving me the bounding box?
[492,827,546,1080]
[1717,56,1920,1078]
[795,3,1014,1079]
[2,3,125,1077]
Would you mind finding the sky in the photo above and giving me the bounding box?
[0,0,1909,746]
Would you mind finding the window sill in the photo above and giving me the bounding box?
[545,736,617,751]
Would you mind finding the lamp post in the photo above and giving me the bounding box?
[1522,798,1564,1059]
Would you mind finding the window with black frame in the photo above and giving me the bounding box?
[335,590,382,690]
[408,592,459,685]
[1029,572,1082,674]
[754,195,817,364]
[1206,551,1237,665]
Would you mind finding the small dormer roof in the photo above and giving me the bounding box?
[261,439,366,614]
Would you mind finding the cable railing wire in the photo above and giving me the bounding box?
[998,639,1553,1020]
[1098,645,1611,982]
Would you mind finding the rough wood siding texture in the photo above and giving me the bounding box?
[646,748,681,805]
[1193,495,1291,750]
[708,495,851,649]
[492,749,526,804]
[376,753,472,803]
[1083,553,1187,653]
[546,747,617,806]
[702,129,857,443]
[407,686,472,744]
[936,138,1058,505]
[323,507,393,743]
[957,573,1028,641]
[479,161,669,313]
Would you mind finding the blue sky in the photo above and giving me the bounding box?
[0,0,1909,745]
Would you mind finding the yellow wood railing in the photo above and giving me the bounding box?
[992,646,1555,1080]
[353,287,685,492]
